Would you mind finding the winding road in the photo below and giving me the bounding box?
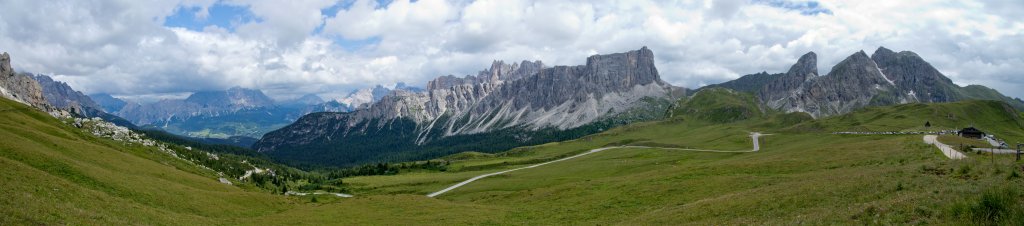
[426,132,767,198]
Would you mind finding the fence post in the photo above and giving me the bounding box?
[1017,143,1022,161]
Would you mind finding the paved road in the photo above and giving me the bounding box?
[923,135,968,160]
[427,132,766,198]
[982,137,1006,148]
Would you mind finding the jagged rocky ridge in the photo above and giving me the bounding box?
[32,74,138,128]
[718,47,1024,118]
[254,47,683,166]
[33,74,104,117]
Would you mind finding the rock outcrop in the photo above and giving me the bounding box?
[0,52,53,112]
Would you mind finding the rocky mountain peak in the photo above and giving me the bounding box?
[872,46,896,58]
[787,51,818,78]
[294,94,324,105]
[582,46,661,89]
[849,50,871,62]
[479,59,546,83]
[870,47,957,103]
[0,52,54,112]
[426,59,545,91]
[483,60,512,82]
[828,50,888,83]
[1,52,11,75]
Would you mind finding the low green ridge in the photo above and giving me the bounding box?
[672,87,764,123]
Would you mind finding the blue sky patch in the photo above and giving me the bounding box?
[333,36,382,51]
[164,3,261,32]
[756,0,833,15]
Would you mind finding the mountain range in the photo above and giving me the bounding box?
[4,46,1023,167]
[254,47,684,166]
[98,84,415,140]
[706,47,1024,118]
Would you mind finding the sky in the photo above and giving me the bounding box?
[0,0,1022,102]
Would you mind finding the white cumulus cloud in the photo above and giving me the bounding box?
[0,0,1021,102]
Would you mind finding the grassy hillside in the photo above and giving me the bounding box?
[698,71,780,94]
[0,97,291,224]
[959,85,1024,111]
[3,95,1023,225]
[339,98,1024,224]
[672,87,764,123]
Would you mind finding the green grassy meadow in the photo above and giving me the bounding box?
[2,91,1024,225]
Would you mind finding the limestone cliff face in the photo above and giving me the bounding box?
[760,52,818,105]
[0,52,54,112]
[787,51,907,117]
[759,50,911,118]
[448,47,669,134]
[254,47,678,164]
[870,47,959,103]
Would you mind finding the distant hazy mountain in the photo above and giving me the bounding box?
[292,94,325,106]
[334,83,422,110]
[112,84,415,139]
[708,47,1024,118]
[114,87,289,138]
[255,47,684,166]
[89,93,128,113]
[336,85,390,109]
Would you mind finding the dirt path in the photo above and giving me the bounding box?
[923,135,968,160]
[427,132,766,198]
